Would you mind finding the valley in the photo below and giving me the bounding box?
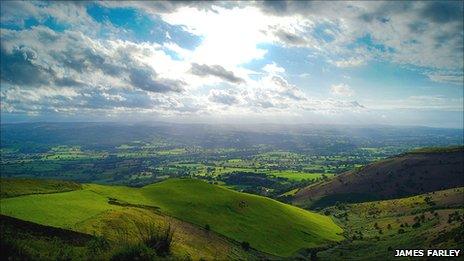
[0,123,463,260]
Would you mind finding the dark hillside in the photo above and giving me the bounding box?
[294,148,464,208]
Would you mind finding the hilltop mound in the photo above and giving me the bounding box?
[293,148,464,208]
[139,179,343,256]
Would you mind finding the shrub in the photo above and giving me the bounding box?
[111,244,156,261]
[136,222,174,256]
[87,235,109,255]
[241,241,250,251]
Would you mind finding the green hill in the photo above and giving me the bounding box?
[0,178,343,257]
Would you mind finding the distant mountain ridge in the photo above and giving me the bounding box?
[293,147,464,208]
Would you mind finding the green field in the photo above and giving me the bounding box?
[270,170,333,181]
[0,178,82,198]
[0,178,343,257]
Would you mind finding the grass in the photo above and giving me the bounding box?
[409,146,463,154]
[0,178,82,198]
[0,190,122,230]
[317,187,464,260]
[0,178,343,257]
[138,179,343,256]
[270,171,333,181]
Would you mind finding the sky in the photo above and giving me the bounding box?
[0,1,463,128]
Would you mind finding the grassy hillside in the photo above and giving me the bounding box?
[0,178,81,198]
[317,187,464,260]
[139,179,343,256]
[294,148,464,208]
[1,215,95,260]
[0,178,343,257]
[0,180,263,259]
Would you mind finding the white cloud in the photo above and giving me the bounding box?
[263,62,285,74]
[426,72,463,85]
[333,57,366,68]
[330,83,354,97]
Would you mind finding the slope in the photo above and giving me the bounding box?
[317,187,464,260]
[0,178,343,257]
[293,147,464,208]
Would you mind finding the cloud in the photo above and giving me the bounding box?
[419,1,463,24]
[272,28,309,46]
[129,67,184,93]
[190,63,245,84]
[0,1,461,124]
[0,26,185,94]
[270,76,306,101]
[332,57,366,68]
[208,89,239,105]
[263,62,285,74]
[0,45,53,86]
[426,72,463,86]
[330,83,354,97]
[255,1,463,71]
[0,26,194,117]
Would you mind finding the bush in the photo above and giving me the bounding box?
[87,235,109,255]
[111,244,156,261]
[136,222,174,256]
[241,241,250,251]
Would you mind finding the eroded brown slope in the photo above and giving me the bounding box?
[293,149,464,208]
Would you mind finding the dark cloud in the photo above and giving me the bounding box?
[81,89,155,109]
[54,77,85,87]
[50,43,124,76]
[102,0,223,15]
[350,101,365,109]
[407,21,428,34]
[272,29,307,46]
[358,2,413,23]
[0,46,53,86]
[420,1,463,24]
[208,89,239,105]
[259,0,314,16]
[129,67,184,93]
[190,63,245,84]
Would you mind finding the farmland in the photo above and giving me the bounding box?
[2,123,462,199]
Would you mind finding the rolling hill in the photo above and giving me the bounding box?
[293,147,464,208]
[0,178,343,257]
